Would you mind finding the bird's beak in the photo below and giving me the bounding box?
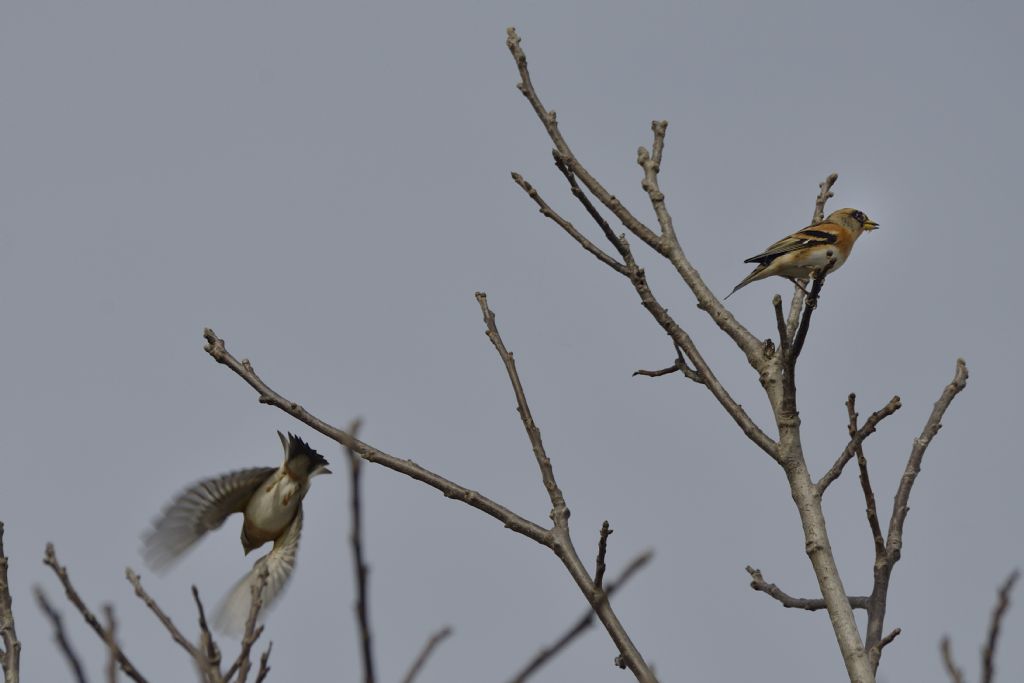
[319,467,332,476]
[864,220,879,231]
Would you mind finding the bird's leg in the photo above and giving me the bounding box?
[787,278,812,296]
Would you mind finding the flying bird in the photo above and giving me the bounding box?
[143,432,331,633]
[725,208,879,299]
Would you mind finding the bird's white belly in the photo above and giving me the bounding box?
[245,476,302,534]
[775,245,848,278]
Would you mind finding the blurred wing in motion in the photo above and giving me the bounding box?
[143,467,277,570]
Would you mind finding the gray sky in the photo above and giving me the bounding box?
[2,1,1021,681]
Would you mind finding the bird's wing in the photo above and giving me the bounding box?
[743,227,839,265]
[214,506,303,635]
[143,466,277,571]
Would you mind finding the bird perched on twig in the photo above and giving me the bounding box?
[725,208,879,299]
[143,432,331,633]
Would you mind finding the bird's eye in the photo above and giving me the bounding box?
[853,211,866,222]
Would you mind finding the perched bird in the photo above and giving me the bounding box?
[143,432,331,633]
[725,208,879,299]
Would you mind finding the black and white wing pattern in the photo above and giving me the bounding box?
[214,505,303,634]
[143,467,277,571]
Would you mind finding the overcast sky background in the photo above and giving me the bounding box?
[2,2,1021,681]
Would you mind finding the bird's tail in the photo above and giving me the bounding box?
[724,266,765,300]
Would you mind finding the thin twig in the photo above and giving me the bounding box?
[253,643,272,683]
[812,173,839,224]
[981,570,1019,683]
[940,637,966,683]
[0,523,20,683]
[773,295,789,355]
[816,395,902,494]
[343,419,376,683]
[42,545,148,683]
[745,567,869,611]
[637,120,677,245]
[846,395,885,557]
[224,566,269,683]
[505,28,662,254]
[472,293,657,681]
[34,588,88,683]
[633,347,703,384]
[102,605,119,683]
[192,587,224,683]
[632,364,682,378]
[125,569,201,661]
[511,172,626,274]
[867,626,901,667]
[507,552,652,683]
[399,627,453,683]
[594,522,612,590]
[476,292,569,528]
[886,359,969,564]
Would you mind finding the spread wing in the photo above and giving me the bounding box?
[143,467,277,571]
[214,506,303,635]
[743,228,838,265]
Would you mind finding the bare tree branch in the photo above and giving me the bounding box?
[506,27,766,371]
[859,360,969,670]
[505,28,662,254]
[399,627,452,683]
[204,318,658,682]
[203,328,550,546]
[508,552,652,683]
[511,169,778,460]
[981,570,1018,683]
[42,545,148,683]
[342,419,377,683]
[34,588,88,683]
[744,567,869,611]
[0,523,20,683]
[816,395,902,495]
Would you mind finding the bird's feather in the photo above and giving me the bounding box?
[743,228,839,265]
[143,467,277,571]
